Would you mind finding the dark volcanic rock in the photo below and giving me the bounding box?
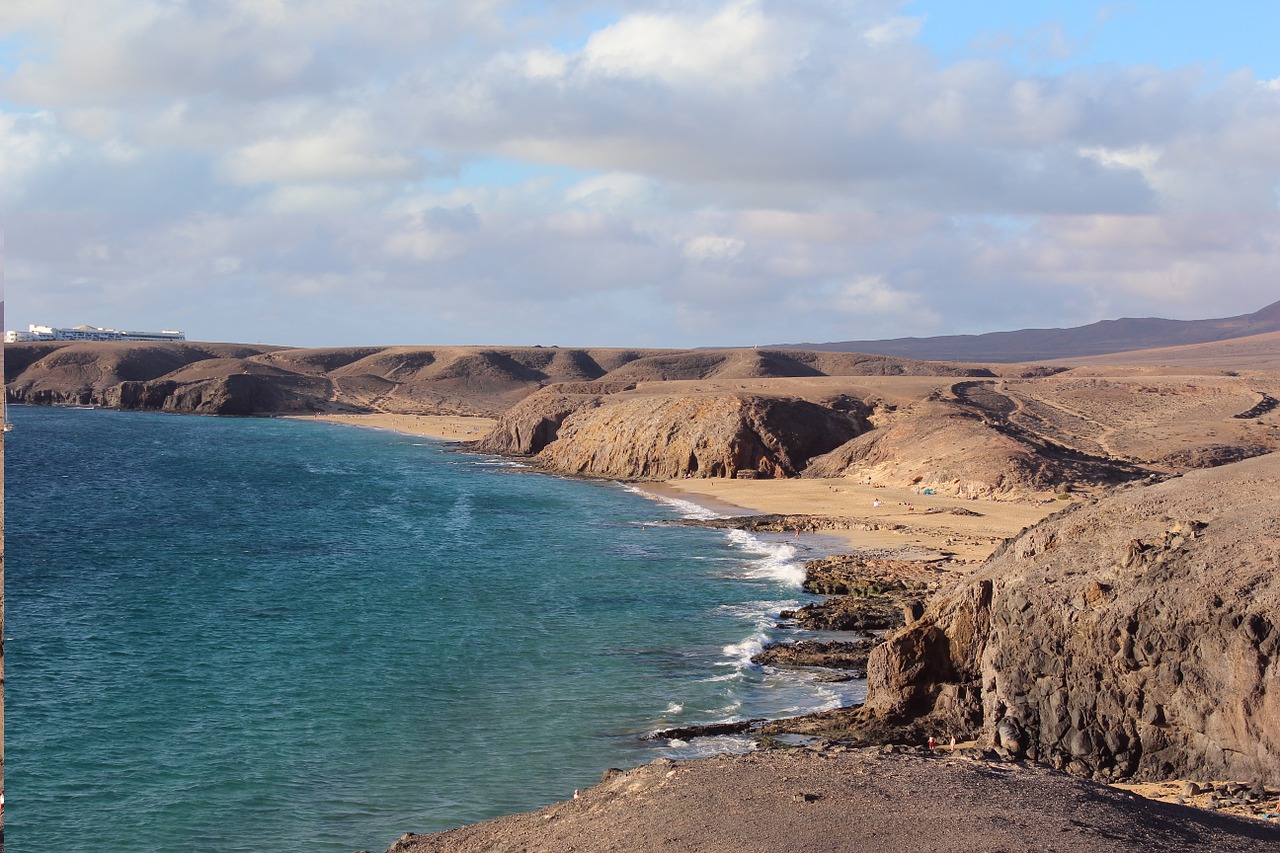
[780,595,910,633]
[647,720,762,741]
[1156,443,1269,469]
[777,452,1280,786]
[778,553,934,633]
[680,514,906,536]
[752,639,877,672]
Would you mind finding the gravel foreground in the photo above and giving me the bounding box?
[373,747,1278,853]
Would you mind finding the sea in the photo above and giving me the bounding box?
[4,406,864,852]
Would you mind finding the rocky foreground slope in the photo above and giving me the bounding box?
[378,747,1276,853]
[770,451,1280,786]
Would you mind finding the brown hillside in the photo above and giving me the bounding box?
[1056,329,1280,372]
[771,451,1280,786]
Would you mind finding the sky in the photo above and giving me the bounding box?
[2,0,1278,348]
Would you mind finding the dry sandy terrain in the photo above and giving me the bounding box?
[656,477,1061,561]
[292,412,496,441]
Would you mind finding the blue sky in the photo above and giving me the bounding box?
[913,1,1280,78]
[2,1,1278,347]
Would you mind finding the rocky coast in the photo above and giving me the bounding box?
[7,331,1280,850]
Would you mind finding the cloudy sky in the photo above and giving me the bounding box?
[3,1,1278,348]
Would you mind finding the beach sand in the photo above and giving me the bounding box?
[294,413,1059,562]
[657,477,1063,561]
[291,412,497,441]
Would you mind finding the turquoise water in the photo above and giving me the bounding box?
[5,406,862,852]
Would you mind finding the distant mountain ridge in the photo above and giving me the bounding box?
[777,299,1280,363]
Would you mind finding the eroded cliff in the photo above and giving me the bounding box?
[536,394,864,480]
[776,452,1280,785]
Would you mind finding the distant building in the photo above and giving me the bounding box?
[4,324,187,343]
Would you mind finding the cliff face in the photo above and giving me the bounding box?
[535,394,864,480]
[474,382,634,455]
[854,452,1280,784]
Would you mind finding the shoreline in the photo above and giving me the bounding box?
[286,412,497,442]
[296,415,1059,562]
[655,476,1061,561]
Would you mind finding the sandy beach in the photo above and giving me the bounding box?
[656,477,1062,561]
[291,412,497,442]
[294,413,1060,563]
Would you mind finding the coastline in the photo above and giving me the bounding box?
[655,476,1060,561]
[287,412,497,442]
[292,413,1057,564]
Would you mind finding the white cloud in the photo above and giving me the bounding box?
[863,16,923,47]
[682,235,745,263]
[565,172,654,210]
[0,111,73,206]
[223,113,419,185]
[3,0,1280,346]
[580,0,796,87]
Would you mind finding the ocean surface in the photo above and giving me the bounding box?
[5,406,864,852]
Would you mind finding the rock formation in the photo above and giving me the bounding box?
[776,452,1280,786]
[534,394,864,480]
[474,382,634,455]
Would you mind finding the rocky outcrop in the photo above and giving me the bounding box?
[474,382,635,455]
[534,394,863,480]
[752,639,878,672]
[4,341,284,408]
[782,452,1280,785]
[105,374,317,415]
[681,514,905,536]
[778,554,936,632]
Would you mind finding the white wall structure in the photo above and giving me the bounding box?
[5,324,187,343]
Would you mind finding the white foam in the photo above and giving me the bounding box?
[663,702,684,715]
[661,734,757,760]
[724,529,807,588]
[622,485,723,521]
[720,636,764,669]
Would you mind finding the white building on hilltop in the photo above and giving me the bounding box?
[4,324,187,343]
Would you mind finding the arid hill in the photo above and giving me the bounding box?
[9,339,1280,497]
[3,341,984,418]
[779,299,1280,362]
[1057,328,1280,372]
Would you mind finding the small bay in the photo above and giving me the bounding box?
[5,406,862,852]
